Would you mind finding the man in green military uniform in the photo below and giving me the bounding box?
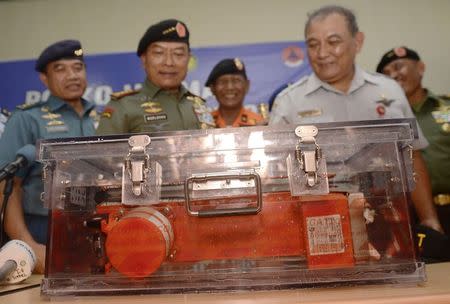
[96,19,214,134]
[0,40,96,273]
[377,46,450,236]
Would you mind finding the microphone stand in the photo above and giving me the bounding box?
[0,175,13,246]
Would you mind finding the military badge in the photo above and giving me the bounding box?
[241,114,248,123]
[375,95,395,106]
[441,123,450,133]
[41,106,50,112]
[376,105,386,117]
[47,120,64,126]
[101,107,115,118]
[141,101,162,114]
[432,108,450,124]
[42,113,62,120]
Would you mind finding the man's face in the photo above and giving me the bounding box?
[39,59,87,102]
[140,41,190,91]
[305,13,363,88]
[381,59,424,97]
[210,74,249,110]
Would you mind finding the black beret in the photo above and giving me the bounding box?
[376,46,421,73]
[205,58,248,87]
[35,40,84,72]
[137,19,189,56]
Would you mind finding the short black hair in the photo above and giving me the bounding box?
[305,5,359,38]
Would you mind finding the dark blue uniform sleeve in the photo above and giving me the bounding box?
[0,111,37,177]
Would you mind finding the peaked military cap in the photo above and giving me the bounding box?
[376,46,421,73]
[137,19,190,56]
[35,39,84,72]
[205,58,248,87]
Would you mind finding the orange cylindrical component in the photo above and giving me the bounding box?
[104,207,173,278]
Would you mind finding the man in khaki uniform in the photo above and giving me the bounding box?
[377,47,450,236]
[96,19,214,134]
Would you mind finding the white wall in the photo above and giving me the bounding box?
[1,0,449,94]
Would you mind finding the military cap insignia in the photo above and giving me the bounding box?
[110,89,139,100]
[394,47,407,57]
[176,22,186,37]
[74,48,83,56]
[234,58,244,70]
[101,106,115,118]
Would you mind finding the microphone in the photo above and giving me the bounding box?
[0,144,36,182]
[0,240,36,284]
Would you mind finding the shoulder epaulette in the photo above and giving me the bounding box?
[186,93,206,104]
[16,101,43,111]
[110,89,140,100]
[276,76,308,99]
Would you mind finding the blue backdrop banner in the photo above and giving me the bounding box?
[0,41,312,113]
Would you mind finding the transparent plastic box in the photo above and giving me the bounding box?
[38,118,425,297]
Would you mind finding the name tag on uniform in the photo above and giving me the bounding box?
[298,109,322,118]
[46,125,69,133]
[145,114,167,122]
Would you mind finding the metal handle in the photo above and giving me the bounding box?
[184,172,263,217]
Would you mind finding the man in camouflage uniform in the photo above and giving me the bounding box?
[96,19,214,134]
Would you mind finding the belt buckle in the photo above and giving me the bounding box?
[434,194,450,206]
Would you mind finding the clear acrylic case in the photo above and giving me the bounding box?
[38,118,425,297]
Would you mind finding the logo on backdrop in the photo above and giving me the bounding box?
[0,41,312,113]
[282,46,304,67]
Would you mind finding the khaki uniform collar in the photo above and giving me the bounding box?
[143,78,189,100]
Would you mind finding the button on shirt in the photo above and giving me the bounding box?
[269,66,428,149]
[0,95,96,216]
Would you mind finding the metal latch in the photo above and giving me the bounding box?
[125,135,151,196]
[294,125,321,187]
